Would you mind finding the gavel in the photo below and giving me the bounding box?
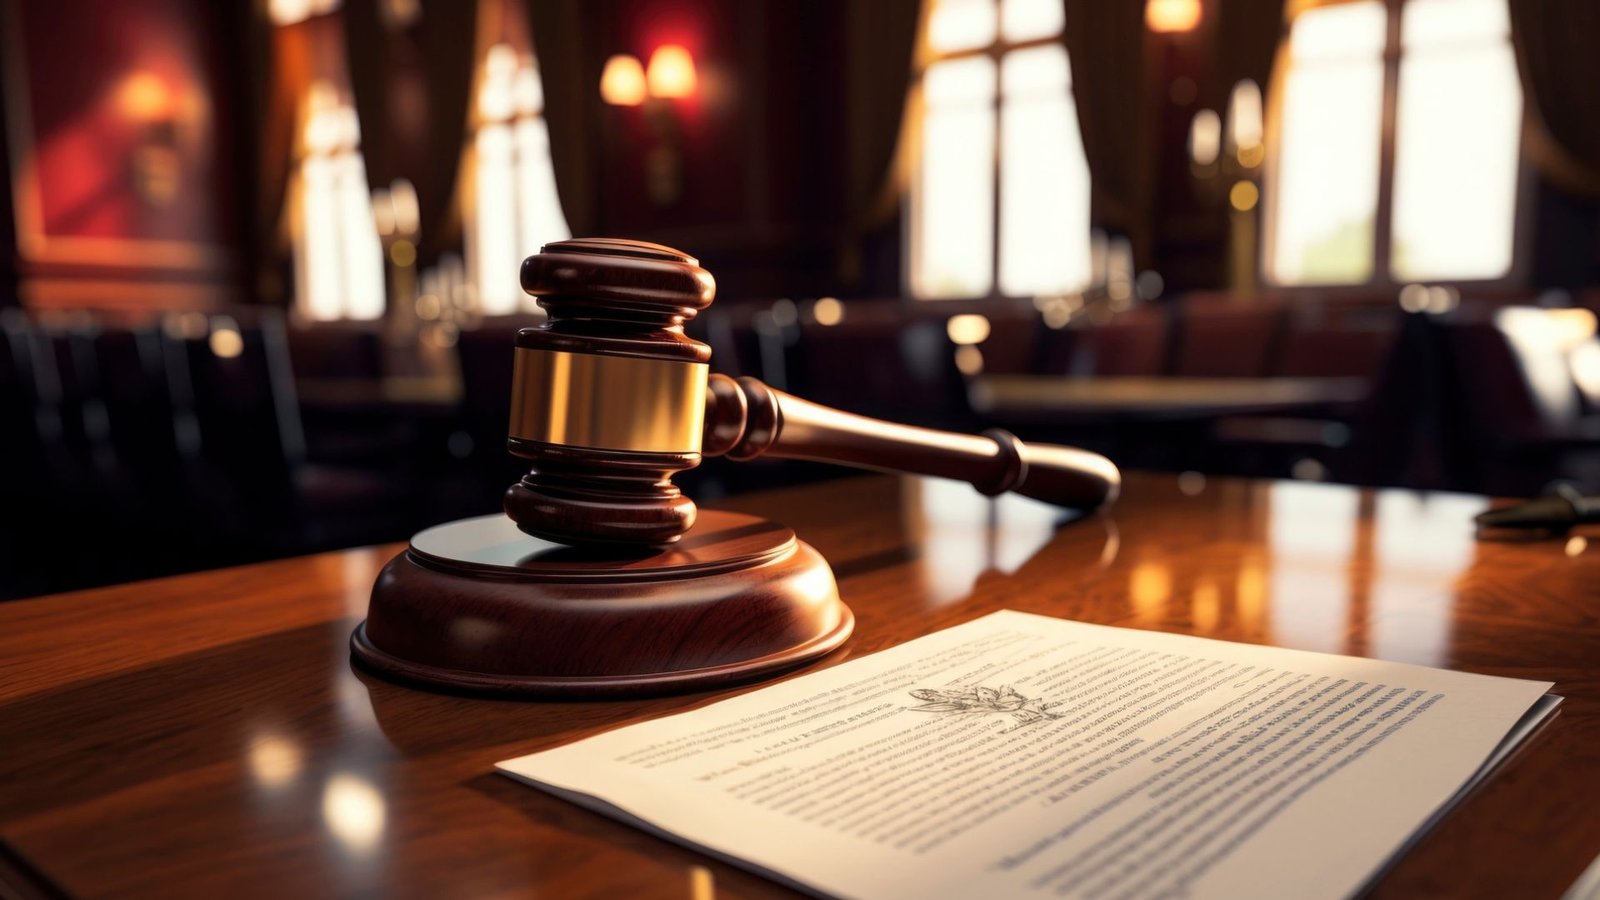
[502,238,1120,546]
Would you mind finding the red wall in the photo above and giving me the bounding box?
[2,0,247,311]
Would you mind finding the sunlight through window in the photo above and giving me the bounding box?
[1269,2,1385,285]
[469,43,570,315]
[912,0,1090,300]
[1391,0,1521,281]
[1000,45,1090,296]
[914,56,996,298]
[294,81,386,321]
[1269,0,1522,286]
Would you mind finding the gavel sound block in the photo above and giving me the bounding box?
[351,239,1119,697]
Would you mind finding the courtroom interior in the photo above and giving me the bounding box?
[2,0,1600,897]
[2,0,1598,597]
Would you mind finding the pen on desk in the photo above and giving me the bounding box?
[1475,485,1600,535]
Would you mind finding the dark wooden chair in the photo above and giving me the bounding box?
[1435,307,1600,494]
[788,311,971,430]
[1069,307,1170,377]
[454,315,544,507]
[1170,294,1286,378]
[175,312,411,555]
[1208,304,1403,482]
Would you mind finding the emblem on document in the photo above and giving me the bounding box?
[906,685,1064,726]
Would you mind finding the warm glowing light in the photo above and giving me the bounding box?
[371,188,395,236]
[209,326,244,359]
[1497,307,1598,353]
[1424,285,1458,314]
[1398,283,1428,313]
[389,179,419,235]
[813,297,844,326]
[600,54,647,106]
[690,866,716,900]
[269,0,339,26]
[1192,580,1220,633]
[1566,536,1588,557]
[1229,180,1260,211]
[249,734,302,789]
[946,313,992,345]
[1227,80,1264,158]
[1571,341,1600,403]
[323,774,386,852]
[389,239,416,268]
[117,72,171,121]
[1146,0,1202,33]
[1130,562,1171,624]
[954,345,985,375]
[1236,560,1266,635]
[646,45,698,99]
[1188,109,1221,167]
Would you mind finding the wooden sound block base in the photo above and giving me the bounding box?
[351,510,853,697]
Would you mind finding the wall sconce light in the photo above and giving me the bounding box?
[1145,0,1202,33]
[600,45,699,207]
[600,55,647,107]
[1190,79,1266,296]
[645,45,697,99]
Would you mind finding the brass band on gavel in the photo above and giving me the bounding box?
[507,347,710,454]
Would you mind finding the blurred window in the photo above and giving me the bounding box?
[294,81,387,321]
[911,0,1091,299]
[1267,0,1521,286]
[468,43,571,315]
[1391,0,1520,280]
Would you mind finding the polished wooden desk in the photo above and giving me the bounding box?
[2,473,1598,898]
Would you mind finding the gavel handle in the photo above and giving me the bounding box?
[703,374,1120,512]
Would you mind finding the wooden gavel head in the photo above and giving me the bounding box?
[504,237,1122,548]
[504,238,722,546]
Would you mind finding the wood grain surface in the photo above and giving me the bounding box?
[2,472,1598,899]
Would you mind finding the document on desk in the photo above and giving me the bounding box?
[497,610,1559,900]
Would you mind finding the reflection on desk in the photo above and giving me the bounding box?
[1,472,1597,898]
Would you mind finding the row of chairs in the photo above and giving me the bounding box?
[0,310,412,599]
[687,292,1600,495]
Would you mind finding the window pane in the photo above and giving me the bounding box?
[471,47,570,314]
[1289,0,1387,60]
[513,116,571,262]
[1402,0,1508,48]
[928,0,996,53]
[1000,45,1090,295]
[474,124,521,314]
[913,56,996,298]
[1000,0,1063,43]
[1390,0,1519,281]
[296,90,386,322]
[1269,2,1385,285]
